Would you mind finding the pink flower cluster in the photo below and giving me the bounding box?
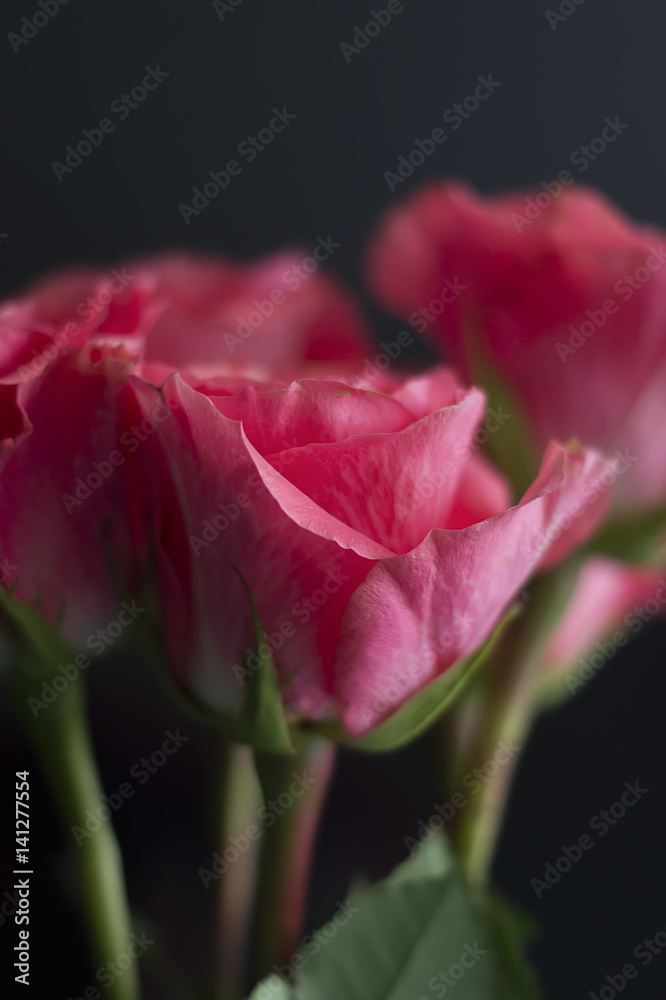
[2,184,664,737]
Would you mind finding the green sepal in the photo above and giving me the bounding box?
[233,575,293,755]
[346,607,520,753]
[0,587,73,685]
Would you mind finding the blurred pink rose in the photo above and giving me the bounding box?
[0,250,371,642]
[0,344,162,642]
[136,250,372,372]
[544,557,665,683]
[0,249,373,461]
[366,182,666,512]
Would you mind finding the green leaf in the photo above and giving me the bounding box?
[248,835,541,1000]
[249,975,292,1000]
[347,609,519,753]
[388,832,454,884]
[233,576,293,755]
[482,892,541,998]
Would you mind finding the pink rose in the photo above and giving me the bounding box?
[0,250,372,461]
[0,344,157,642]
[0,251,371,643]
[134,251,372,372]
[0,255,609,739]
[366,182,666,512]
[126,366,609,736]
[0,265,157,460]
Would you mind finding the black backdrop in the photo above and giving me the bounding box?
[1,1,665,997]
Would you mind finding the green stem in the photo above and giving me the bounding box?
[12,676,142,1000]
[449,565,579,883]
[210,739,262,1000]
[250,739,335,983]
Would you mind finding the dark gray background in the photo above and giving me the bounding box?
[1,1,665,997]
